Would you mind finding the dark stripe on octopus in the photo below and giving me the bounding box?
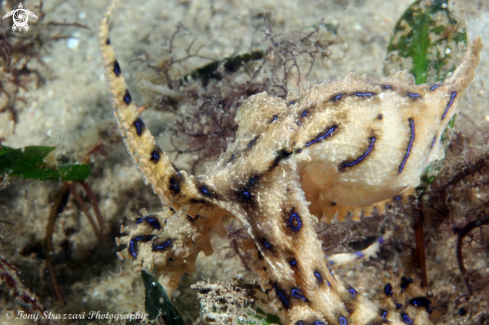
[123,89,132,105]
[168,174,182,196]
[136,215,161,230]
[305,125,337,147]
[152,239,171,252]
[247,136,258,148]
[274,285,289,309]
[340,136,376,171]
[133,117,145,136]
[129,235,155,258]
[150,147,161,163]
[271,149,293,168]
[355,92,376,97]
[113,60,121,76]
[442,91,457,119]
[398,118,415,174]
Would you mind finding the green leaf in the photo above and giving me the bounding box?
[386,0,467,84]
[0,145,91,182]
[253,307,283,325]
[141,270,185,324]
[182,50,264,83]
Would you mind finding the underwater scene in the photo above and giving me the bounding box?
[0,0,488,324]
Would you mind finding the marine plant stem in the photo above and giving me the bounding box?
[80,182,105,235]
[43,185,70,304]
[65,182,103,242]
[455,213,489,296]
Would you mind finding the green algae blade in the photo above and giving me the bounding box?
[237,307,283,325]
[0,145,91,182]
[141,270,185,324]
[252,307,284,325]
[182,50,263,84]
[386,0,467,84]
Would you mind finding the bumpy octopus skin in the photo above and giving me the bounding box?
[99,2,482,324]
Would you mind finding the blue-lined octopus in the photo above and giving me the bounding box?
[99,1,482,323]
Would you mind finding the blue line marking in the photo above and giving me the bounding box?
[398,118,415,173]
[341,137,375,168]
[305,126,336,147]
[442,91,457,119]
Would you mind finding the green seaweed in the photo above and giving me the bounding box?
[387,0,467,84]
[0,145,90,182]
[141,270,185,324]
[224,50,264,73]
[182,50,263,83]
[253,307,284,325]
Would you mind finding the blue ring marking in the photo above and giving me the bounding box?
[316,322,326,325]
[113,60,121,76]
[355,92,374,97]
[289,213,301,231]
[150,150,160,163]
[348,288,356,297]
[129,235,155,258]
[106,38,111,45]
[430,84,440,91]
[384,283,393,296]
[133,118,145,136]
[123,89,132,105]
[382,311,388,320]
[270,115,278,123]
[240,189,251,200]
[407,92,420,99]
[129,239,137,258]
[339,317,347,325]
[355,252,365,260]
[341,137,376,169]
[249,175,260,185]
[410,297,432,313]
[395,303,402,310]
[327,280,331,286]
[400,276,413,291]
[314,271,322,283]
[377,236,384,245]
[402,313,413,324]
[305,125,337,147]
[442,91,457,119]
[328,260,335,266]
[301,110,309,117]
[200,186,210,195]
[274,286,289,308]
[382,85,392,90]
[290,259,297,266]
[291,289,306,301]
[398,118,415,173]
[136,216,162,230]
[262,239,272,249]
[152,239,171,252]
